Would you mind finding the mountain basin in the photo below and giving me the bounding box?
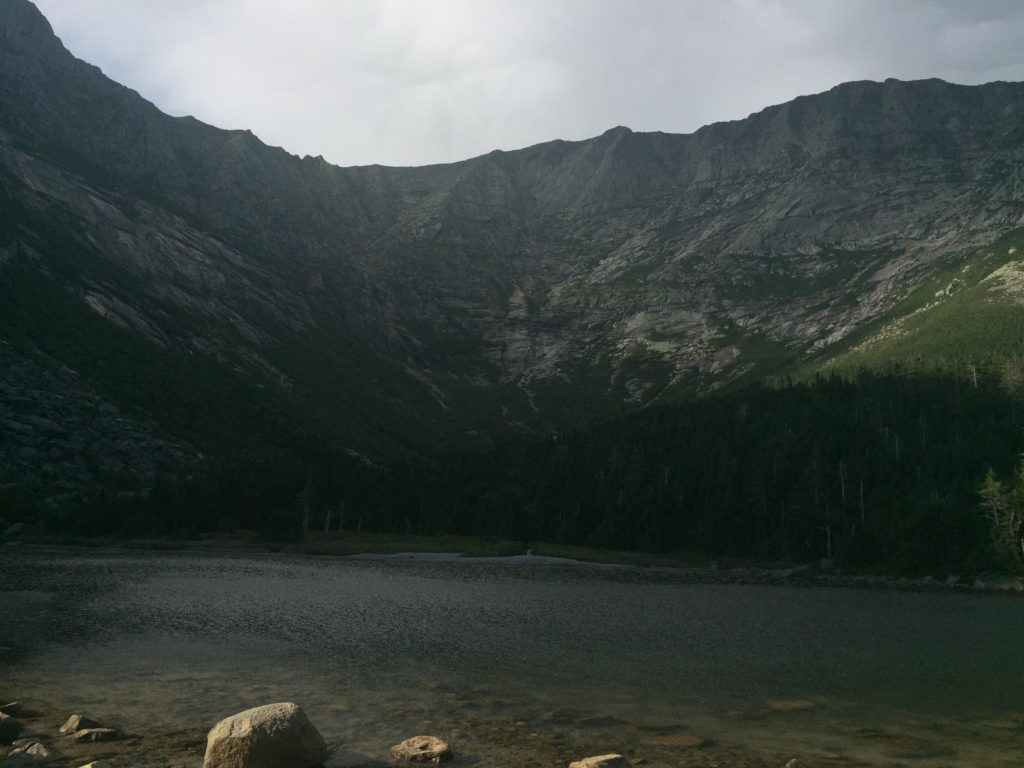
[0,548,1021,767]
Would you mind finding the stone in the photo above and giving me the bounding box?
[0,713,21,744]
[59,715,103,735]
[77,763,113,768]
[641,732,705,748]
[203,702,326,768]
[69,728,120,743]
[577,716,627,728]
[973,575,1024,592]
[5,742,51,767]
[568,755,631,768]
[767,699,815,712]
[389,736,452,764]
[4,753,48,768]
[0,704,21,717]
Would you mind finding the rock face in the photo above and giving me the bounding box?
[203,703,327,768]
[389,735,453,763]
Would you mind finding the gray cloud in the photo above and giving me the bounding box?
[32,0,1024,167]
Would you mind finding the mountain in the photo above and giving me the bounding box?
[2,0,1024,544]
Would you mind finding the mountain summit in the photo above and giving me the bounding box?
[2,0,1024,514]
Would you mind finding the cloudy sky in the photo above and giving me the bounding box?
[31,0,1024,168]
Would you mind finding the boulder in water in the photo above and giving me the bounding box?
[203,702,326,768]
[389,735,452,763]
[59,714,103,735]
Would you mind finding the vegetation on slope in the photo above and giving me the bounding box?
[8,367,1021,575]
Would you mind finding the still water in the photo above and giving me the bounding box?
[1,548,1021,767]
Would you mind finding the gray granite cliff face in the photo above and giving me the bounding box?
[2,0,1023,472]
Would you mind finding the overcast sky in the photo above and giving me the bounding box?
[31,0,1024,168]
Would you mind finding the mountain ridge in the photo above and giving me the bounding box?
[2,0,1024,514]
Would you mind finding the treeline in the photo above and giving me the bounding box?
[18,368,1024,573]
[366,369,1023,572]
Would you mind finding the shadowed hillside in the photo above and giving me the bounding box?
[2,0,1024,569]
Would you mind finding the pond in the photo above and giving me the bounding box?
[1,548,1021,767]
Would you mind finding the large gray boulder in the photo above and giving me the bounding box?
[203,702,326,768]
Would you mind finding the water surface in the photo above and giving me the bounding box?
[1,548,1021,767]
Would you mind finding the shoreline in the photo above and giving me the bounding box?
[4,540,1023,593]
[345,550,1024,593]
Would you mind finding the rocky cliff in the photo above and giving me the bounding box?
[2,0,1024,493]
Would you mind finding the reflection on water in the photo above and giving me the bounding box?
[1,549,1021,767]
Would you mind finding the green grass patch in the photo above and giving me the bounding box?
[809,227,1024,378]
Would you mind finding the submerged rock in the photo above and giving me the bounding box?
[203,702,326,768]
[4,753,48,768]
[59,714,119,743]
[70,728,120,743]
[5,742,51,766]
[641,732,706,748]
[389,735,452,763]
[767,699,815,712]
[568,755,631,768]
[0,712,22,744]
